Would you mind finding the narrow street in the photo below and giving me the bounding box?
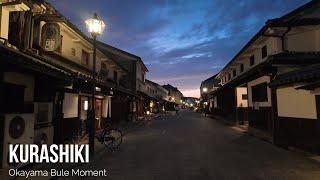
[77,110,320,180]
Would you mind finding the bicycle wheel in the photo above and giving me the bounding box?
[103,129,122,149]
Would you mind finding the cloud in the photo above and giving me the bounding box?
[48,0,310,98]
[152,72,213,83]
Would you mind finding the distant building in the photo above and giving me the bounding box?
[145,79,168,113]
[162,84,183,104]
[162,84,184,111]
[182,97,200,108]
[200,74,220,111]
[96,41,149,120]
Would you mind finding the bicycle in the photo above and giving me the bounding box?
[71,119,122,149]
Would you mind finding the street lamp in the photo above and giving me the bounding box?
[202,87,208,93]
[85,13,105,156]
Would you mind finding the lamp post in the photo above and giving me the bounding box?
[85,13,106,156]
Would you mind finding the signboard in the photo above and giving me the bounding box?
[41,23,60,51]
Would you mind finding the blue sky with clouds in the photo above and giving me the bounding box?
[48,0,309,97]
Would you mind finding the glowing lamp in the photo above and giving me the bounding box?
[85,13,106,36]
[202,87,208,92]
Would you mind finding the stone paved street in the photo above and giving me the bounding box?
[71,110,320,180]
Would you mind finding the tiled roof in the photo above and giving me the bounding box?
[203,74,218,82]
[96,41,148,72]
[146,79,159,87]
[267,18,320,27]
[269,63,320,87]
[0,44,72,80]
[267,51,320,64]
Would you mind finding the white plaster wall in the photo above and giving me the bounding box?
[59,26,102,73]
[267,37,282,56]
[63,93,78,118]
[247,76,271,107]
[220,37,282,84]
[0,7,9,39]
[277,86,317,119]
[236,87,248,107]
[3,72,34,102]
[287,28,320,51]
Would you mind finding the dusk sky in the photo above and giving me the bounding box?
[48,0,309,97]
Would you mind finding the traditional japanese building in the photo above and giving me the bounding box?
[0,0,139,169]
[269,59,320,152]
[95,41,150,120]
[162,84,184,111]
[209,0,320,146]
[146,79,168,113]
[200,74,220,111]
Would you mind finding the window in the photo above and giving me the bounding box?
[242,94,248,100]
[233,69,236,77]
[251,83,268,102]
[250,55,255,66]
[228,74,231,81]
[81,50,90,66]
[261,45,267,59]
[240,64,244,72]
[114,71,118,81]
